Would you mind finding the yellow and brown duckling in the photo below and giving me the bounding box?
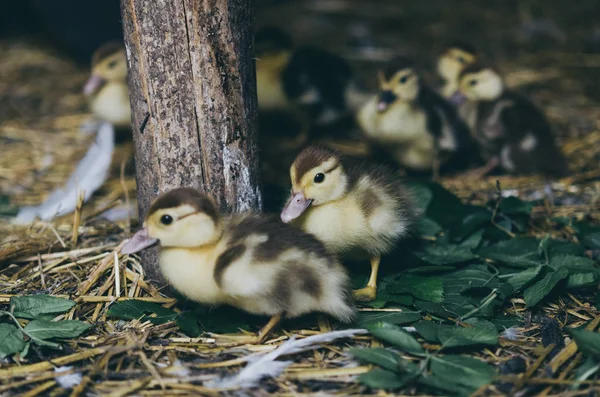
[83,42,131,128]
[451,63,569,177]
[122,188,355,343]
[437,42,478,99]
[255,26,367,128]
[357,57,473,176]
[280,145,415,302]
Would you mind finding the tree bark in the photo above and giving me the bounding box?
[120,0,261,282]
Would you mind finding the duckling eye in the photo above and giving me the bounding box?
[108,60,118,69]
[399,75,408,84]
[160,215,173,225]
[457,56,465,64]
[469,80,478,86]
[313,173,325,183]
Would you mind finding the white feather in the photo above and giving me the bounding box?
[13,123,115,224]
[206,329,368,389]
[54,366,83,388]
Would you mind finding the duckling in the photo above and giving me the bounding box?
[255,26,367,127]
[280,145,415,302]
[83,42,131,128]
[357,57,473,176]
[437,42,478,99]
[121,188,355,343]
[450,63,569,177]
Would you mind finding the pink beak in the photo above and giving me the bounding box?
[377,101,389,112]
[83,74,106,96]
[280,192,313,223]
[121,227,159,254]
[449,91,467,105]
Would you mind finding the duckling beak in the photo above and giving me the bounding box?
[449,91,467,105]
[280,192,313,223]
[121,227,159,254]
[83,74,107,96]
[377,90,397,112]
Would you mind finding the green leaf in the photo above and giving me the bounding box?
[368,322,424,355]
[408,183,433,213]
[567,273,597,288]
[349,347,401,372]
[415,245,477,266]
[523,268,569,307]
[478,238,541,267]
[507,265,543,291]
[414,321,442,342]
[463,318,498,333]
[430,355,496,390]
[11,295,76,319]
[358,368,411,390]
[571,329,600,358]
[358,311,421,327]
[386,275,444,303]
[499,196,533,216]
[439,326,498,349]
[548,255,599,274]
[0,323,25,358]
[175,312,202,337]
[24,319,91,342]
[107,300,178,324]
[417,217,443,237]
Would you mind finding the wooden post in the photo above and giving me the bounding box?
[120,0,261,282]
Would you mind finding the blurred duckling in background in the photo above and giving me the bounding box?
[437,42,478,99]
[83,42,131,129]
[255,26,368,128]
[122,188,355,343]
[280,145,415,302]
[451,63,569,177]
[357,57,473,177]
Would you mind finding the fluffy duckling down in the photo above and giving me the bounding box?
[357,57,472,175]
[451,63,569,177]
[437,42,478,99]
[281,145,415,302]
[84,42,131,128]
[122,188,355,343]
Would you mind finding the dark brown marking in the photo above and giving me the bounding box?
[382,56,415,81]
[92,41,125,66]
[148,188,218,222]
[293,145,341,184]
[213,244,246,286]
[295,266,322,298]
[458,61,493,79]
[360,189,382,217]
[271,271,292,312]
[444,41,478,56]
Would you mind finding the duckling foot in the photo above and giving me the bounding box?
[353,286,377,302]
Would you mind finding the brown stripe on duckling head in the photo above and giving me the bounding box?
[92,41,125,66]
[458,61,492,79]
[444,41,478,56]
[148,188,218,222]
[213,244,246,287]
[293,145,341,184]
[382,56,416,81]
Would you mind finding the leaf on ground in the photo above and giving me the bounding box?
[417,217,443,237]
[349,347,400,372]
[414,321,442,343]
[498,196,533,216]
[507,265,543,291]
[407,183,433,213]
[107,300,178,324]
[571,329,600,359]
[567,273,597,288]
[175,312,202,337]
[451,210,491,242]
[430,355,496,391]
[11,295,76,319]
[463,318,498,333]
[439,326,499,349]
[357,310,421,326]
[368,322,424,355]
[0,323,25,358]
[415,245,477,266]
[548,255,599,274]
[358,368,412,390]
[478,238,541,267]
[523,268,569,307]
[24,319,91,342]
[386,274,444,303]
